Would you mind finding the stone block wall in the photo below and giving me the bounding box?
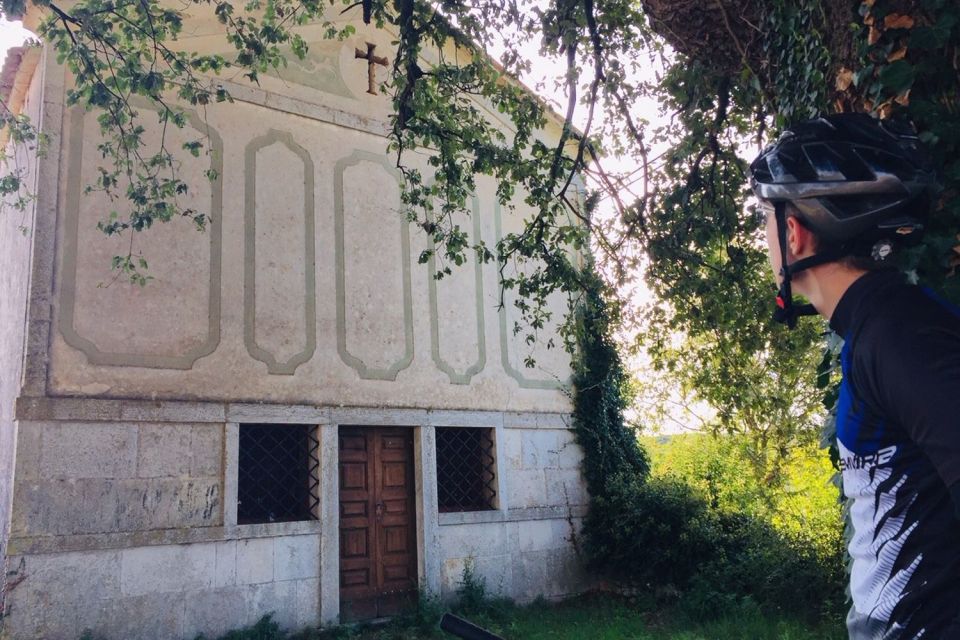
[2,407,324,640]
[436,420,589,603]
[10,421,222,538]
[437,518,587,604]
[501,425,588,509]
[1,407,589,639]
[3,534,322,640]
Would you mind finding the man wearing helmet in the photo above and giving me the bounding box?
[749,113,960,639]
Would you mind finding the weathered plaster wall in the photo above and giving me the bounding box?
[0,47,42,600]
[39,20,575,414]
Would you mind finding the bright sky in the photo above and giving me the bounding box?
[0,17,31,59]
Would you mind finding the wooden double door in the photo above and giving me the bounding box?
[339,426,418,621]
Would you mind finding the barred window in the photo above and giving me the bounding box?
[238,423,320,524]
[435,427,497,512]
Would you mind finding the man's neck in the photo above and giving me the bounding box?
[792,264,869,322]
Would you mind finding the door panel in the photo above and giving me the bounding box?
[339,427,417,621]
[338,428,377,621]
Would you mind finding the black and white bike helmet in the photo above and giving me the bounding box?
[749,113,938,327]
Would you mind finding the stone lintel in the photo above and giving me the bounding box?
[16,396,572,429]
[503,411,572,430]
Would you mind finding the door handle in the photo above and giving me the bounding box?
[375,502,384,520]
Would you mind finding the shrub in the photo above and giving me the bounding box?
[584,469,845,624]
[684,512,845,622]
[651,434,846,619]
[584,474,721,592]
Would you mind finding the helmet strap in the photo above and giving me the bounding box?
[773,203,799,328]
[782,248,852,276]
[772,202,830,328]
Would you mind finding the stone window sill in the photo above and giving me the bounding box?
[231,520,324,538]
[438,505,587,526]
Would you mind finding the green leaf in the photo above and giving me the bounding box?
[878,60,916,95]
[815,350,832,390]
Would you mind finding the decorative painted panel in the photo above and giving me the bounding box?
[58,107,222,369]
[243,130,317,374]
[334,151,414,381]
[494,202,571,389]
[427,194,486,384]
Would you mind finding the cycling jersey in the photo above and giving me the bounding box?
[830,270,960,639]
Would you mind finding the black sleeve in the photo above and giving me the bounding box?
[952,482,960,521]
[866,314,960,491]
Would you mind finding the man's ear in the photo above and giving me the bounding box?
[785,216,816,259]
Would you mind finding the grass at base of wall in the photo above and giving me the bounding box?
[184,592,845,640]
[476,593,845,640]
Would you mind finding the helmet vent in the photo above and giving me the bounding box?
[802,143,846,182]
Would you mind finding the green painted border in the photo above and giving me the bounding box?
[243,130,317,375]
[333,150,414,381]
[58,106,224,370]
[493,202,569,390]
[426,194,486,384]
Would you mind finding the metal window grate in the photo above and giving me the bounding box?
[238,423,319,524]
[435,427,497,512]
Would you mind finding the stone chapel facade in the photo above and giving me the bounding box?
[0,7,588,640]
